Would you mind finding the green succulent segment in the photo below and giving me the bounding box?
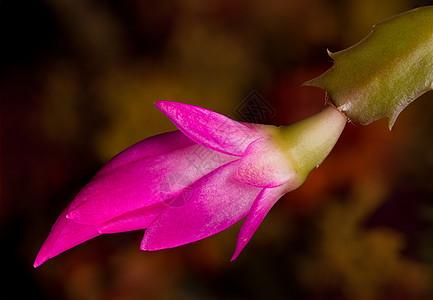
[305,6,433,129]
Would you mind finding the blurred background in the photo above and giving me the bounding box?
[2,0,433,299]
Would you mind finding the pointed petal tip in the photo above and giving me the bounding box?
[33,208,102,268]
[33,254,50,268]
[230,248,242,262]
[33,257,45,268]
[154,100,169,109]
[139,237,165,252]
[140,233,154,251]
[154,100,181,113]
[33,244,55,268]
[230,234,250,262]
[139,226,194,252]
[139,241,150,252]
[155,101,196,122]
[231,186,288,264]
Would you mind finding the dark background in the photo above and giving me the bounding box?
[2,0,433,299]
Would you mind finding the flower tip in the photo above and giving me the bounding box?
[139,241,156,252]
[33,259,45,268]
[33,250,51,268]
[139,236,153,251]
[154,100,176,111]
[153,100,166,107]
[33,260,42,268]
[230,250,241,262]
[154,101,189,122]
[139,235,174,252]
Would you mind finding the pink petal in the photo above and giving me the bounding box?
[97,130,195,176]
[231,184,289,261]
[232,137,295,187]
[68,130,194,213]
[67,144,237,225]
[155,101,263,156]
[34,208,100,267]
[140,160,262,251]
[98,203,165,234]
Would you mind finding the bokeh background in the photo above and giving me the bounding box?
[3,0,433,299]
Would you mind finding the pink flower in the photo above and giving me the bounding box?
[34,101,346,267]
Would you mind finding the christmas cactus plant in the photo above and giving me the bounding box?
[34,6,433,267]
